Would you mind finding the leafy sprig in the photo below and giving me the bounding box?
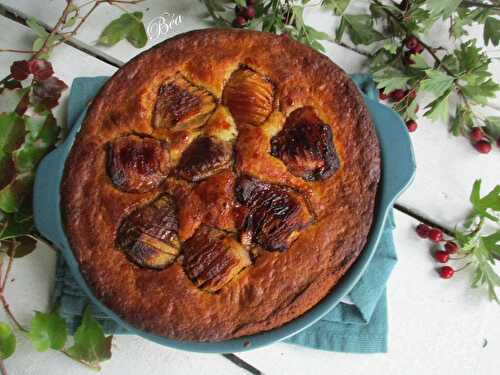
[453,180,500,302]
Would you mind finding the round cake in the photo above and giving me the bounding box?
[61,29,380,342]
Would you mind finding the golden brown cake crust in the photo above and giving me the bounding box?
[61,29,380,341]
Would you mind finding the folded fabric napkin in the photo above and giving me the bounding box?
[53,74,397,353]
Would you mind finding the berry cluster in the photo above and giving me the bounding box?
[378,35,423,134]
[470,127,495,154]
[415,224,463,279]
[232,0,257,28]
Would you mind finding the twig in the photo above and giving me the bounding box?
[0,48,35,53]
[461,1,500,10]
[1,247,15,292]
[334,40,372,57]
[0,295,27,332]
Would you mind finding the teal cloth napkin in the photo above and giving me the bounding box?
[53,74,397,353]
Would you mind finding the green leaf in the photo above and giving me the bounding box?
[29,311,67,352]
[13,114,58,173]
[382,40,398,54]
[410,53,429,70]
[485,116,500,138]
[420,69,455,97]
[484,17,500,47]
[26,17,48,38]
[342,14,385,45]
[461,79,500,105]
[0,322,16,359]
[0,173,33,213]
[98,12,147,48]
[423,88,451,122]
[426,0,461,19]
[0,88,29,114]
[0,113,25,154]
[483,231,500,260]
[126,13,148,48]
[67,307,113,365]
[373,67,411,92]
[470,180,500,222]
[322,0,351,15]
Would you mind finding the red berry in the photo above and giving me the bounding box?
[411,43,424,54]
[390,89,406,102]
[409,89,417,99]
[379,89,388,100]
[470,127,484,142]
[438,266,454,279]
[428,228,443,243]
[10,60,30,81]
[444,241,459,254]
[416,224,430,238]
[434,251,449,263]
[406,120,417,132]
[405,36,418,50]
[474,140,492,154]
[247,0,257,4]
[28,59,54,81]
[232,15,247,27]
[243,5,256,19]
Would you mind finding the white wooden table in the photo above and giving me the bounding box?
[1,1,499,374]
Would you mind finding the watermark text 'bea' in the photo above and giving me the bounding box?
[147,12,183,41]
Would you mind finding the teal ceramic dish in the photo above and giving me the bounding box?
[33,84,415,353]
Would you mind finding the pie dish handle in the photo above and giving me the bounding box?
[363,95,416,209]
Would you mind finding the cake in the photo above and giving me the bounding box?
[61,29,380,342]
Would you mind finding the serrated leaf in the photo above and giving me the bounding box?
[470,180,500,222]
[484,17,500,47]
[423,88,451,122]
[0,322,16,359]
[426,0,461,19]
[410,53,429,70]
[67,307,112,365]
[322,0,351,15]
[28,311,67,351]
[483,231,500,260]
[461,79,500,105]
[373,67,411,92]
[485,116,500,138]
[420,69,455,97]
[382,40,398,54]
[342,14,385,45]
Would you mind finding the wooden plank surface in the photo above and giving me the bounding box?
[1,1,499,374]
